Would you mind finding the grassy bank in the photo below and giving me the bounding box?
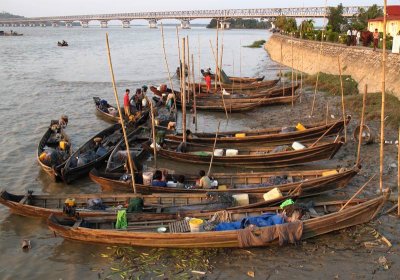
[346,92,400,128]
[244,40,266,48]
[283,71,400,127]
[283,71,359,96]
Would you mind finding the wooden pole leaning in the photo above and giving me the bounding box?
[339,175,376,211]
[356,85,367,165]
[380,0,387,194]
[280,42,285,96]
[149,98,157,169]
[191,54,197,130]
[160,23,176,112]
[398,126,400,216]
[291,33,294,107]
[207,121,221,177]
[181,38,187,143]
[338,55,347,142]
[309,122,337,148]
[105,33,136,193]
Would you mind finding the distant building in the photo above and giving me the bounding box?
[368,5,400,35]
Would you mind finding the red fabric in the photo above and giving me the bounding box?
[124,93,130,107]
[205,75,211,89]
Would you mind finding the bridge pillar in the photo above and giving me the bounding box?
[100,20,108,28]
[122,20,130,28]
[51,22,59,27]
[12,23,19,27]
[81,21,89,28]
[219,21,231,30]
[148,19,157,29]
[65,21,73,28]
[180,19,190,29]
[29,23,36,27]
[39,23,47,27]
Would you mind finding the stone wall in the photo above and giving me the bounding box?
[265,34,400,98]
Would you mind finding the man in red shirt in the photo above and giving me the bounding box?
[124,89,130,116]
[204,73,212,93]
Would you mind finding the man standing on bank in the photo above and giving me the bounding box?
[124,89,131,116]
[373,29,380,51]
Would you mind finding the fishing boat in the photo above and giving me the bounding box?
[188,78,280,93]
[165,116,351,146]
[105,126,150,173]
[201,69,265,83]
[89,165,360,195]
[143,136,344,168]
[57,41,68,47]
[93,96,124,123]
[0,189,298,219]
[180,95,299,112]
[47,192,388,248]
[37,120,72,181]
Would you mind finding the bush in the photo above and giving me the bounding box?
[326,31,339,42]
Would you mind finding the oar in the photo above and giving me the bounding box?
[105,33,136,193]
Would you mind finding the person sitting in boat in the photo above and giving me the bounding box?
[58,115,68,129]
[196,170,212,189]
[151,170,167,187]
[176,175,186,189]
[186,129,198,139]
[165,91,175,111]
[134,88,143,112]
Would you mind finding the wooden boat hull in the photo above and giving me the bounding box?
[93,96,123,123]
[47,194,387,248]
[37,123,72,181]
[166,116,350,146]
[89,166,360,195]
[202,71,265,83]
[188,79,280,92]
[0,189,293,219]
[144,137,344,168]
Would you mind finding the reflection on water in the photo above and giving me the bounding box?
[0,26,276,278]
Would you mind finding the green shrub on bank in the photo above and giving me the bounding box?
[346,92,400,128]
[283,71,358,96]
[244,40,266,48]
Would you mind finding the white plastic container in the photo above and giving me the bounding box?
[150,142,161,151]
[214,149,224,156]
[292,142,306,151]
[189,218,204,232]
[263,188,283,202]
[211,180,218,187]
[143,172,153,185]
[166,181,177,188]
[232,194,249,206]
[226,149,239,156]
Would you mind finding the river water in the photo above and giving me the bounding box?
[0,26,279,279]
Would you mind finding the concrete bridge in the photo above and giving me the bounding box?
[0,6,376,29]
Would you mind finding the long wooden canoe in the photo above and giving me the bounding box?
[93,96,124,123]
[105,126,150,173]
[61,123,123,184]
[89,165,360,195]
[143,136,344,168]
[37,121,72,181]
[0,190,297,219]
[166,116,351,146]
[47,192,388,248]
[188,79,280,92]
[201,69,265,83]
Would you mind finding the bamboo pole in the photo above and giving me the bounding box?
[398,126,400,216]
[186,35,191,103]
[310,122,337,148]
[325,102,329,125]
[207,121,221,176]
[338,55,347,142]
[191,54,197,130]
[380,0,387,194]
[198,35,201,97]
[215,22,219,91]
[239,40,242,77]
[356,85,367,165]
[149,99,157,168]
[181,38,187,143]
[209,40,229,121]
[280,42,285,96]
[176,26,181,69]
[105,33,136,193]
[339,175,376,211]
[160,23,176,113]
[300,52,303,103]
[291,33,294,107]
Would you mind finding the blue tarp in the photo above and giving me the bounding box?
[215,213,285,231]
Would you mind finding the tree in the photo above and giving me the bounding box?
[299,19,315,34]
[274,16,288,30]
[351,4,383,30]
[274,16,297,33]
[327,4,347,32]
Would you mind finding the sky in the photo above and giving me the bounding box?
[2,0,400,18]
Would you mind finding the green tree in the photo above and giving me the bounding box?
[299,19,315,34]
[328,4,347,32]
[351,4,383,30]
[274,16,288,30]
[274,16,297,33]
